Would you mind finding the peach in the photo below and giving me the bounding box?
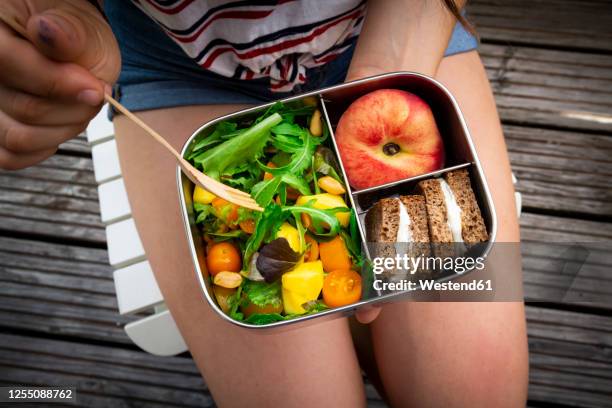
[335,89,445,190]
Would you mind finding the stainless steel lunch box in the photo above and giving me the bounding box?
[178,72,497,329]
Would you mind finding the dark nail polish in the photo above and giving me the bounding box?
[38,19,54,46]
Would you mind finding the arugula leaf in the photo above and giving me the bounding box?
[272,122,306,137]
[314,147,343,182]
[194,203,213,224]
[271,134,302,152]
[257,127,319,177]
[281,204,349,237]
[227,285,244,321]
[251,176,283,208]
[194,113,282,179]
[311,156,320,194]
[280,172,311,195]
[340,209,364,267]
[243,204,286,268]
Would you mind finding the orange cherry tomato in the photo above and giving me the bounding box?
[319,235,352,272]
[303,234,319,262]
[206,242,242,276]
[323,269,362,308]
[212,198,239,224]
[239,219,255,234]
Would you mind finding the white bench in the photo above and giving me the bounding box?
[87,105,188,356]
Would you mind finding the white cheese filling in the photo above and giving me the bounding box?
[438,178,463,243]
[396,199,413,243]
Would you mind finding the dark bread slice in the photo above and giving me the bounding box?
[365,198,400,282]
[398,195,429,243]
[365,197,400,243]
[365,196,432,283]
[444,169,488,243]
[415,179,453,243]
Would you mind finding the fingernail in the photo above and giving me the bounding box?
[104,83,112,97]
[77,89,103,106]
[38,18,55,46]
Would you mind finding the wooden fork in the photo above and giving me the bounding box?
[105,95,264,212]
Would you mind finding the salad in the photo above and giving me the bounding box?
[187,101,365,325]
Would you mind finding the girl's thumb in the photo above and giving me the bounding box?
[26,11,87,63]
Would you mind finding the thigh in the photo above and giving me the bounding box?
[113,104,366,408]
[370,51,529,407]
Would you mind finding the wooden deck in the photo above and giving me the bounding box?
[1,1,611,406]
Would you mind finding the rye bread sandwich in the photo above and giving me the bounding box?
[416,168,488,247]
[365,195,430,282]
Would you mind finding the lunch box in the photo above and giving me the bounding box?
[177,72,497,329]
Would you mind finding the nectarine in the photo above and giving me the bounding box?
[335,89,445,190]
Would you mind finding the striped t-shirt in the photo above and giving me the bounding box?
[130,0,367,92]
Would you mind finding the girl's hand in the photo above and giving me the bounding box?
[0,0,121,170]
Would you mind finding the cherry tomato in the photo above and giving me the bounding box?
[303,234,319,262]
[319,235,351,272]
[212,198,239,224]
[323,269,362,308]
[206,242,241,276]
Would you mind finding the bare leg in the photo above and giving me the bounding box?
[370,51,529,407]
[113,105,366,407]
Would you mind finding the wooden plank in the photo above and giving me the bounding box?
[505,124,612,214]
[526,306,612,407]
[0,174,98,201]
[0,238,130,343]
[520,213,612,242]
[0,155,105,243]
[0,333,212,408]
[520,214,612,309]
[0,296,130,343]
[478,43,612,132]
[1,154,96,186]
[59,134,91,155]
[469,0,612,53]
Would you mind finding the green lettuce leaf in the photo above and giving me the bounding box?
[242,280,282,307]
[194,113,282,179]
